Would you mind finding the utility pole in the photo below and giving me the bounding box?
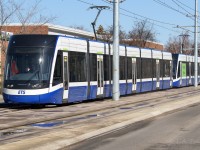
[113,0,120,100]
[194,0,198,87]
[179,33,189,54]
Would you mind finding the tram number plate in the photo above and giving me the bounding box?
[18,90,25,95]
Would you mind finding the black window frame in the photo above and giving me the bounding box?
[68,51,87,82]
[53,51,63,86]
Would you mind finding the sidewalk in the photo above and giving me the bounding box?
[1,86,200,150]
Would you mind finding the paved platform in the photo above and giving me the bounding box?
[1,86,200,150]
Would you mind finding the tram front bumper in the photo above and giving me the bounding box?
[3,93,40,104]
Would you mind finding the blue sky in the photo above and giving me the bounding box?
[20,0,197,45]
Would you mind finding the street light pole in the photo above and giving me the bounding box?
[194,0,198,87]
[113,0,120,100]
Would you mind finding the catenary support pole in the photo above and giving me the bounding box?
[194,0,198,87]
[112,0,120,100]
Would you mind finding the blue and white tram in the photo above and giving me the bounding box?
[160,51,173,89]
[172,54,200,87]
[136,49,172,92]
[3,34,174,104]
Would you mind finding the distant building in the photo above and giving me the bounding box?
[122,39,164,51]
[1,23,94,39]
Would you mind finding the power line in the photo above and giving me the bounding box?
[171,0,193,16]
[119,12,180,33]
[175,0,196,12]
[101,0,187,33]
[102,0,176,26]
[152,0,194,20]
[76,0,190,34]
[101,0,180,31]
[76,0,93,6]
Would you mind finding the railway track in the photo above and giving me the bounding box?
[0,87,200,149]
[0,86,200,146]
[0,87,199,131]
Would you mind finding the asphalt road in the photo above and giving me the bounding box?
[69,103,200,150]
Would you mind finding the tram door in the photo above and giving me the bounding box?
[156,59,160,89]
[97,55,104,97]
[180,62,182,85]
[189,62,191,85]
[132,58,137,92]
[62,52,69,101]
[170,60,173,87]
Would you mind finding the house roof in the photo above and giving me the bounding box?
[4,23,95,39]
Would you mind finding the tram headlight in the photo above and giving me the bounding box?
[7,84,14,88]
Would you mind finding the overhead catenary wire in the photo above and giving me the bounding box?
[102,0,193,33]
[76,0,193,34]
[152,0,192,18]
[100,0,183,33]
[152,0,199,23]
[171,0,193,16]
[76,0,94,6]
[102,0,177,26]
[172,0,200,22]
[175,0,199,13]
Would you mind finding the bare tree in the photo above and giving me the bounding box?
[165,36,181,53]
[127,20,156,47]
[0,0,56,79]
[15,0,56,34]
[165,31,193,55]
[0,0,21,54]
[0,0,21,85]
[0,0,20,29]
[97,25,127,43]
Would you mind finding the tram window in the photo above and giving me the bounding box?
[160,59,164,77]
[68,51,87,82]
[137,58,141,79]
[104,55,113,81]
[173,60,177,78]
[178,62,181,78]
[120,56,126,80]
[90,54,97,81]
[191,62,194,76]
[163,60,170,77]
[127,57,132,79]
[152,59,156,78]
[104,55,109,81]
[53,53,62,85]
[110,56,113,80]
[186,62,189,76]
[172,54,178,78]
[198,63,200,75]
[141,58,152,78]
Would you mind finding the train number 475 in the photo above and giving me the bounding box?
[18,90,25,94]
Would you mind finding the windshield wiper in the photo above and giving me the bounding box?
[25,70,40,83]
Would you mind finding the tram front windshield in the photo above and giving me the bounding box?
[4,47,54,89]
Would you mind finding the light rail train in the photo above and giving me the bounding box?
[3,35,200,104]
